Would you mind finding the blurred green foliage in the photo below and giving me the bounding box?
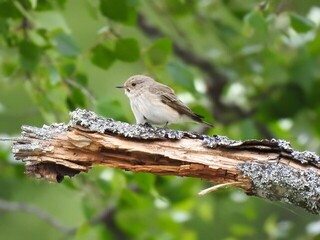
[1,0,320,239]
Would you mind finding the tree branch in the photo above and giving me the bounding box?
[12,109,320,214]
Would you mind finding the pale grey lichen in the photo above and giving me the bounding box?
[270,139,320,164]
[69,108,186,140]
[292,151,320,164]
[238,162,320,214]
[271,138,293,152]
[202,135,241,148]
[22,123,68,140]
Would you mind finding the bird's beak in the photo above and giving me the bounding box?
[116,85,125,89]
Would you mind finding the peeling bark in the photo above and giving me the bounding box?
[12,109,320,214]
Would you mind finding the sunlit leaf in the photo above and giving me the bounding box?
[243,11,268,38]
[290,13,315,33]
[308,34,320,56]
[29,0,37,9]
[230,224,255,237]
[76,223,90,238]
[76,223,112,240]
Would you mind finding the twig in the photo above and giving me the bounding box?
[0,137,20,141]
[64,78,97,104]
[198,182,244,195]
[0,198,73,234]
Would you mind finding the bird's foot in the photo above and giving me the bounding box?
[141,122,154,128]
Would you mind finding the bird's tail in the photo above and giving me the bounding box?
[193,113,214,128]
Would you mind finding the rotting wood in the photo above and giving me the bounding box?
[12,109,320,214]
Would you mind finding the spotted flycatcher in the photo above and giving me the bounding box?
[116,75,213,128]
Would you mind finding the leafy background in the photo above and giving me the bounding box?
[1,0,320,239]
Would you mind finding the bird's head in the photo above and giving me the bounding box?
[116,75,155,97]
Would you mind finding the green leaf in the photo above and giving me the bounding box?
[75,73,88,87]
[99,0,136,24]
[0,2,20,18]
[96,98,127,122]
[230,224,255,237]
[34,0,66,10]
[146,38,172,66]
[238,119,259,139]
[76,224,112,240]
[115,38,140,62]
[2,62,16,77]
[0,17,8,35]
[0,147,9,161]
[308,34,320,56]
[75,223,90,238]
[53,31,80,57]
[167,62,194,92]
[133,173,155,193]
[81,194,104,220]
[60,60,76,77]
[165,0,196,16]
[243,11,268,38]
[66,88,86,110]
[34,1,52,11]
[290,13,315,33]
[90,44,116,70]
[48,65,60,85]
[258,83,305,120]
[289,50,314,93]
[29,0,37,9]
[19,40,41,71]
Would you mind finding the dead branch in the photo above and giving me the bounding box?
[11,109,320,214]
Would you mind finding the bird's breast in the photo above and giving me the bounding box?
[129,93,181,125]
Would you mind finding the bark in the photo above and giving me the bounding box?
[12,109,320,214]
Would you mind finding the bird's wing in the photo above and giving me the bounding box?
[149,83,204,120]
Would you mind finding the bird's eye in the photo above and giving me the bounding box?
[132,83,136,87]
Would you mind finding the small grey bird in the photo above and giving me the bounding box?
[116,75,213,128]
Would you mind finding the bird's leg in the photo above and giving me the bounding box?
[140,116,154,128]
[163,121,169,129]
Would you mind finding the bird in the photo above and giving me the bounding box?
[116,75,213,128]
